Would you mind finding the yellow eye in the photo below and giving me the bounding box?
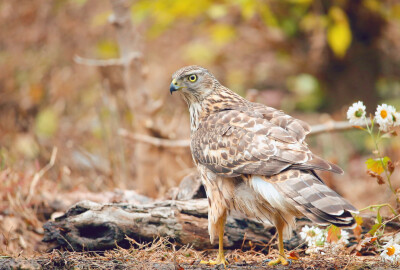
[188,74,197,82]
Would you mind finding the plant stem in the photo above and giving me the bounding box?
[365,118,396,197]
[359,203,397,216]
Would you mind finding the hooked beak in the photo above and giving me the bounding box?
[170,79,180,94]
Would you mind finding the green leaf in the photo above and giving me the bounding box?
[368,223,381,236]
[377,211,382,224]
[366,157,391,174]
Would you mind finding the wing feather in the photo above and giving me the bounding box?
[192,107,342,177]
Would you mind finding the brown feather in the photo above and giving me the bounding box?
[171,65,356,244]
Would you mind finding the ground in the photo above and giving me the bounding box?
[0,241,394,270]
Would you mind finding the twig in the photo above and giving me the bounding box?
[26,147,58,204]
[309,120,368,136]
[118,128,190,148]
[119,120,368,148]
[74,53,142,67]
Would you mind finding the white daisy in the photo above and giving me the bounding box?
[300,225,326,254]
[338,229,350,245]
[347,101,366,125]
[381,240,400,264]
[300,225,323,244]
[375,104,396,132]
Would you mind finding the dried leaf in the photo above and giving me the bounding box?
[288,251,300,260]
[353,216,363,242]
[353,224,362,242]
[366,170,378,178]
[376,175,385,185]
[327,225,341,243]
[355,215,363,226]
[388,161,395,174]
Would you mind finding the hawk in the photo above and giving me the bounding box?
[170,66,357,266]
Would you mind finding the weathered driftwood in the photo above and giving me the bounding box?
[42,175,400,253]
[42,199,298,252]
[42,198,400,253]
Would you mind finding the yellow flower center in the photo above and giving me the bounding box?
[387,246,395,256]
[381,110,388,119]
[307,231,316,237]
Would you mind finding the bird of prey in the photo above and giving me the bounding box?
[170,65,357,266]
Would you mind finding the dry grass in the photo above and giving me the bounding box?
[0,237,392,270]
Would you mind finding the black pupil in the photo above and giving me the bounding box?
[190,75,195,81]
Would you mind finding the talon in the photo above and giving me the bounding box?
[200,255,228,267]
[267,257,289,266]
[200,259,228,267]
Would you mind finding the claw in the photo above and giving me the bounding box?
[200,258,228,266]
[200,253,228,267]
[267,256,289,266]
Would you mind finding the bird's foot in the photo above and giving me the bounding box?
[200,254,228,267]
[267,256,289,266]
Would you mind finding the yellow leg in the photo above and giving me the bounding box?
[268,223,289,266]
[200,215,228,267]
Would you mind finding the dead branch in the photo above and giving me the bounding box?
[118,128,191,148]
[74,53,142,68]
[309,119,368,136]
[26,147,58,204]
[118,120,367,148]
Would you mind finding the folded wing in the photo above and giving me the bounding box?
[192,107,342,177]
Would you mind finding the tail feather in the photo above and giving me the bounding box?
[273,170,357,228]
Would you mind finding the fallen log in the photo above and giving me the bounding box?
[43,199,303,251]
[42,196,400,252]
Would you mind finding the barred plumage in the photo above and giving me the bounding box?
[170,65,357,266]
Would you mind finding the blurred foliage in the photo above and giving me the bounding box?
[35,108,59,138]
[96,40,120,59]
[287,73,325,111]
[128,0,399,59]
[126,0,400,111]
[0,0,400,198]
[327,6,351,58]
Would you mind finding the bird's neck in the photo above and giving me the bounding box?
[188,87,247,133]
[188,102,202,133]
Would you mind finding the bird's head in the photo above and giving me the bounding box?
[170,65,218,105]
